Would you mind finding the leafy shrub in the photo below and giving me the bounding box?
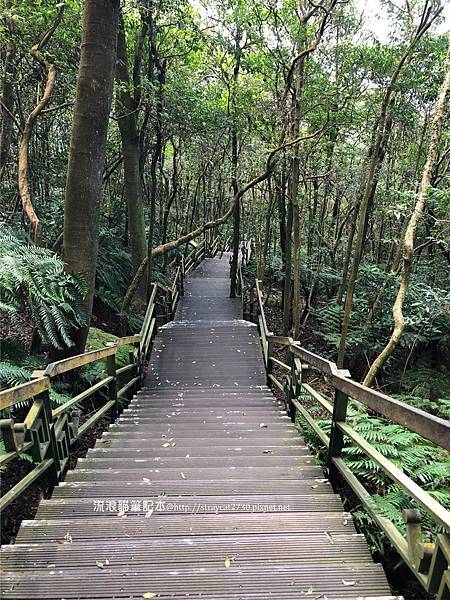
[0,231,87,349]
[311,261,450,365]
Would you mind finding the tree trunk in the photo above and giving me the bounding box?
[0,0,15,182]
[363,37,450,386]
[116,16,147,304]
[18,6,64,245]
[336,10,442,368]
[229,25,242,298]
[63,0,120,353]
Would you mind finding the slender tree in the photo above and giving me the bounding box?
[363,34,450,386]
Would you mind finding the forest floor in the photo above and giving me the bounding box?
[262,283,432,600]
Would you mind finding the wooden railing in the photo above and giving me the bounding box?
[0,234,219,512]
[244,279,450,599]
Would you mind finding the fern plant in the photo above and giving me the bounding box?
[296,386,450,555]
[0,231,87,350]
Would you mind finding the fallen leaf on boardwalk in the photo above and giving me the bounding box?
[117,511,127,518]
[325,531,335,544]
[306,586,316,594]
[311,484,318,489]
[142,477,150,482]
[143,594,157,598]
[171,442,176,447]
[180,472,186,479]
[263,449,272,454]
[96,561,104,569]
[63,532,72,544]
[224,556,235,568]
[342,580,356,586]
[162,443,170,447]
[259,423,267,428]
[47,564,56,568]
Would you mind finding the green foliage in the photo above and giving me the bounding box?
[0,361,30,388]
[0,232,87,350]
[311,261,450,364]
[296,387,450,555]
[95,231,133,315]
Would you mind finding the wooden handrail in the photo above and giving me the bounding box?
[0,233,218,513]
[0,378,50,411]
[246,276,450,595]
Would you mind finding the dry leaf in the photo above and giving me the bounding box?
[342,580,356,586]
[143,594,157,599]
[325,531,335,545]
[63,532,72,544]
[259,423,267,428]
[117,511,127,518]
[96,561,104,569]
[162,443,170,448]
[180,472,186,479]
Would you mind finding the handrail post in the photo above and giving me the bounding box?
[404,509,425,571]
[106,354,118,419]
[287,350,297,422]
[180,255,185,296]
[327,388,349,486]
[41,389,61,483]
[249,285,255,322]
[266,335,274,387]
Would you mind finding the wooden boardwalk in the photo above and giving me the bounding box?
[1,254,394,599]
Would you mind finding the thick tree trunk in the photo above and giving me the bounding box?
[229,125,240,297]
[290,57,305,339]
[116,17,147,304]
[364,36,450,387]
[63,0,120,353]
[282,196,293,335]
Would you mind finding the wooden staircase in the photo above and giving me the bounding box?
[0,254,397,599]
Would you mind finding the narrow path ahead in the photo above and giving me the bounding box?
[1,254,393,599]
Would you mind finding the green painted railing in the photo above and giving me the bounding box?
[0,234,218,512]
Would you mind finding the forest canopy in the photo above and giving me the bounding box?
[0,0,449,391]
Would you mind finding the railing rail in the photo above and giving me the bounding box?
[244,278,450,598]
[0,232,220,513]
